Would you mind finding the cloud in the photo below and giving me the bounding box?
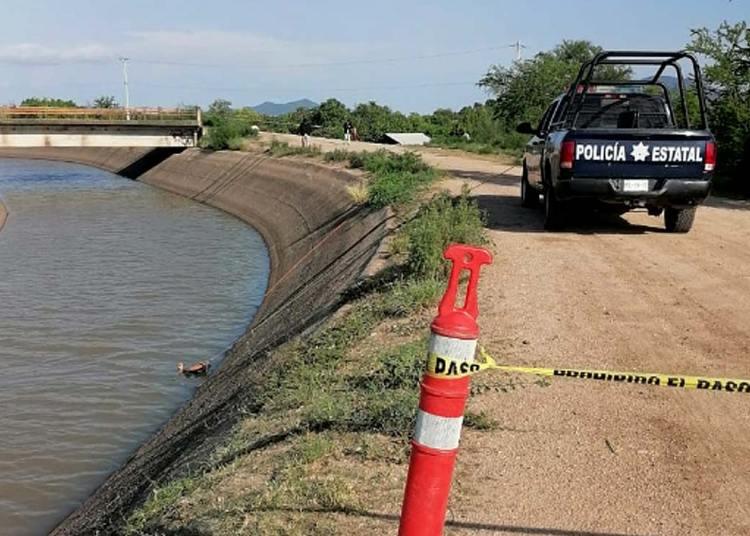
[0,43,115,65]
[123,30,372,68]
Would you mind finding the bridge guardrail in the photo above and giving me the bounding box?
[0,107,201,123]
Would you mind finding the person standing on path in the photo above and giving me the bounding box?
[343,119,353,144]
[299,117,313,147]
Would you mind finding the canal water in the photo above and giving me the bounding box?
[0,159,270,535]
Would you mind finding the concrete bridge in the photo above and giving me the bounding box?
[0,107,203,148]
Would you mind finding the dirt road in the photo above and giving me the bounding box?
[259,133,750,534]
[437,164,750,536]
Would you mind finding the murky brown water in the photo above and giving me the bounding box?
[0,159,269,535]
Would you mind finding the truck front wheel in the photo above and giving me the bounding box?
[664,207,696,233]
[544,186,565,230]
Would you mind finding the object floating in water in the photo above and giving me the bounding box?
[178,361,210,376]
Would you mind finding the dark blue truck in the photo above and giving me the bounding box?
[517,51,715,232]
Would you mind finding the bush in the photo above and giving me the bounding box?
[266,139,321,157]
[361,150,431,175]
[362,151,438,208]
[323,149,356,163]
[201,115,258,150]
[368,170,437,208]
[403,189,488,279]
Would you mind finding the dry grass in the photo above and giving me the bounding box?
[346,183,369,205]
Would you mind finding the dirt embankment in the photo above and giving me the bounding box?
[0,147,390,534]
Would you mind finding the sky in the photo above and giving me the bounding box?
[0,0,746,113]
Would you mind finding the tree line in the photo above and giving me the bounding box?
[16,21,749,193]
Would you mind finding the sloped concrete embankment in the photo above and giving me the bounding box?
[0,147,389,534]
[0,198,7,232]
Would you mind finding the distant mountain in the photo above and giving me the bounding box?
[252,99,317,116]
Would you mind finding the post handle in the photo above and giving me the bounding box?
[438,244,493,322]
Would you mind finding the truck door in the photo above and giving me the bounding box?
[527,100,559,188]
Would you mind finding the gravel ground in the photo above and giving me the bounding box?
[438,163,750,536]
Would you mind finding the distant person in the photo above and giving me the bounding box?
[343,120,353,144]
[351,125,360,142]
[299,117,313,147]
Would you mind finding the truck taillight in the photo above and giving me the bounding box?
[561,140,576,169]
[704,141,716,172]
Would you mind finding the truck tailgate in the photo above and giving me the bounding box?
[568,130,712,180]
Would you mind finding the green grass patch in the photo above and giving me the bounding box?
[402,188,488,279]
[266,139,322,157]
[200,116,259,151]
[429,132,527,162]
[323,149,356,163]
[262,278,440,436]
[323,149,440,208]
[124,477,198,535]
[361,151,438,208]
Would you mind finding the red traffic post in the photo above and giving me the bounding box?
[399,244,493,536]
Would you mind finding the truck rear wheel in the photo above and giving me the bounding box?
[521,166,539,208]
[544,186,565,230]
[664,207,696,233]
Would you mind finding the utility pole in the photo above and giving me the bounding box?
[509,40,527,61]
[119,57,130,120]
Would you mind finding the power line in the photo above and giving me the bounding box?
[127,45,507,71]
[135,80,477,95]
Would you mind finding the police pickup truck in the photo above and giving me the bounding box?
[517,51,715,232]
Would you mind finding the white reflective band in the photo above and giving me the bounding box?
[428,334,476,363]
[413,410,464,450]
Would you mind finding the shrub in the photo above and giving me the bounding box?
[266,139,321,157]
[200,115,258,150]
[403,189,488,279]
[323,149,355,162]
[362,152,438,208]
[368,170,437,208]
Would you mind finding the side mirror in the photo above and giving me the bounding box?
[516,122,536,135]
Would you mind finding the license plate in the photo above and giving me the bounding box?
[623,179,649,192]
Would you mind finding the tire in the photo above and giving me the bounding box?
[664,207,696,233]
[521,166,539,208]
[544,185,566,231]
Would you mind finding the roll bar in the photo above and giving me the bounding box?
[561,51,708,130]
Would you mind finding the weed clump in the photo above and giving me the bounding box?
[402,188,488,279]
[266,139,322,157]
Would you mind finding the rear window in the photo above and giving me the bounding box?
[572,94,673,129]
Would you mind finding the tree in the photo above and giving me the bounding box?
[310,98,349,138]
[688,21,750,191]
[352,101,408,142]
[478,40,630,126]
[200,100,260,150]
[20,97,77,107]
[207,99,232,118]
[93,95,118,108]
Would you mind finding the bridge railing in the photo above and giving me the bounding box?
[0,107,201,123]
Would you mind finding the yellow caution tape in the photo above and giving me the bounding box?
[426,348,750,394]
